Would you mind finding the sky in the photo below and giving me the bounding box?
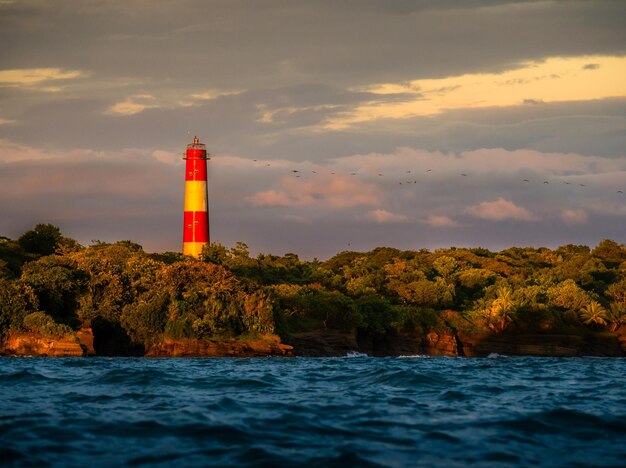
[0,0,625,259]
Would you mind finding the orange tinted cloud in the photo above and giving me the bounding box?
[465,198,537,221]
[327,55,626,128]
[364,209,408,223]
[248,174,382,209]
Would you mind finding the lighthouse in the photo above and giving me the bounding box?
[182,136,210,258]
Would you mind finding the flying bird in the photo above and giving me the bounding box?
[406,170,411,173]
[579,184,585,187]
[544,181,549,184]
[426,169,432,172]
[523,179,530,182]
[461,173,467,177]
[291,170,299,173]
[618,190,623,194]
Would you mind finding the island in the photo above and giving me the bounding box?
[2,224,625,358]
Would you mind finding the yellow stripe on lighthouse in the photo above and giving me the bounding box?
[184,181,208,212]
[183,242,207,258]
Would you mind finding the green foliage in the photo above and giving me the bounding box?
[120,292,168,344]
[456,268,497,292]
[579,301,608,327]
[20,255,85,327]
[3,225,626,348]
[592,239,626,265]
[22,311,73,338]
[547,279,590,311]
[355,295,394,334]
[433,256,460,279]
[0,237,28,278]
[274,285,361,333]
[17,224,63,257]
[164,314,195,340]
[479,285,517,332]
[0,279,39,338]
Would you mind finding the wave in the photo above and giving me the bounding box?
[2,357,626,466]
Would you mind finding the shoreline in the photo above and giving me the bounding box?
[3,328,624,358]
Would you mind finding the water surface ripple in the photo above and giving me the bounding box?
[1,356,626,466]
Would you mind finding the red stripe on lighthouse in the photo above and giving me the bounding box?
[186,148,206,160]
[185,159,207,181]
[183,211,209,243]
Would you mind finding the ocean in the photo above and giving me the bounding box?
[1,355,625,467]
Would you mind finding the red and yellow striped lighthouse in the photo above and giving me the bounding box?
[182,136,210,257]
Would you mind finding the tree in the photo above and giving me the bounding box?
[18,224,63,256]
[0,279,38,338]
[579,301,608,327]
[606,303,626,332]
[0,238,28,278]
[22,311,72,338]
[606,278,626,309]
[433,256,460,280]
[20,256,85,327]
[483,285,516,332]
[547,280,590,311]
[592,239,625,265]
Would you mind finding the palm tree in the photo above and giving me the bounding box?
[579,301,608,327]
[606,303,626,332]
[483,286,516,332]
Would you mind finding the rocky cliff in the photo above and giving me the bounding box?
[285,328,626,357]
[145,335,293,357]
[0,331,87,357]
[3,328,624,358]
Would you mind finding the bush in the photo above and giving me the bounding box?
[0,279,38,338]
[22,312,73,338]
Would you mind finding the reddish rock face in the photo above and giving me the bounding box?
[424,331,458,356]
[1,332,86,357]
[145,335,293,358]
[75,328,96,356]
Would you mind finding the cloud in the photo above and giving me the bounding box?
[364,209,408,223]
[0,139,73,163]
[561,209,588,225]
[151,150,180,165]
[465,198,537,221]
[0,68,86,87]
[326,55,626,128]
[106,94,160,116]
[191,90,241,101]
[248,174,382,209]
[423,215,459,227]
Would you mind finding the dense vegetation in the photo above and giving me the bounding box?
[1,224,625,353]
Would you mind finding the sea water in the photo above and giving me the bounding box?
[1,356,625,467]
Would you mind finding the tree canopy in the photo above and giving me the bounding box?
[1,225,625,351]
